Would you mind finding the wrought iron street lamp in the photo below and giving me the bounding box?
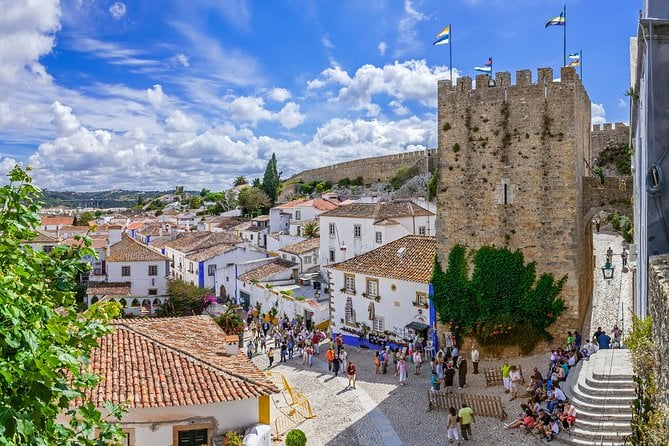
[601,260,615,281]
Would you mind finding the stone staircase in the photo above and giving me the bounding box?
[560,349,634,445]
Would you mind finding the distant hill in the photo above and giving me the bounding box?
[40,189,177,209]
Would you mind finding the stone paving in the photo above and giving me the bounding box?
[250,232,633,445]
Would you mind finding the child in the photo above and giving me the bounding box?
[398,357,408,385]
[374,351,381,374]
[546,416,560,442]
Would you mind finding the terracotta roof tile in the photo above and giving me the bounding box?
[280,237,320,255]
[40,215,74,226]
[29,230,58,243]
[274,198,338,211]
[106,234,167,262]
[82,316,278,409]
[86,281,132,296]
[330,235,435,283]
[239,258,297,282]
[320,200,433,219]
[186,243,236,262]
[163,232,241,253]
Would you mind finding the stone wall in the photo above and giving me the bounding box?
[285,149,437,186]
[435,66,593,338]
[582,176,633,222]
[591,122,630,168]
[647,254,669,405]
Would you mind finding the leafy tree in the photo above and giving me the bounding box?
[77,211,94,226]
[432,244,566,353]
[215,307,245,335]
[0,166,124,445]
[252,178,261,188]
[156,279,214,317]
[237,187,271,217]
[188,195,203,209]
[302,222,320,238]
[261,153,281,203]
[234,175,248,187]
[199,188,210,197]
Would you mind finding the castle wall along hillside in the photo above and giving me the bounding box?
[436,66,594,335]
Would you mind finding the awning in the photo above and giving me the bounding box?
[405,321,429,332]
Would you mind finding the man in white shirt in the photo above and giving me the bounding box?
[471,347,480,374]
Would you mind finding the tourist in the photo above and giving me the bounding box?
[546,384,567,414]
[443,363,456,394]
[267,347,274,368]
[612,325,622,348]
[246,340,253,359]
[287,335,294,359]
[332,351,341,377]
[546,416,561,442]
[306,345,314,367]
[500,360,511,394]
[451,345,459,368]
[566,331,574,351]
[398,356,408,385]
[606,246,614,263]
[413,349,423,375]
[471,346,480,374]
[430,370,440,391]
[574,330,582,351]
[598,330,611,350]
[558,401,576,429]
[392,348,399,376]
[509,365,522,400]
[593,326,603,342]
[374,351,381,374]
[594,217,601,232]
[622,248,628,267]
[458,403,475,441]
[326,346,335,371]
[519,409,536,434]
[446,406,462,445]
[504,403,531,429]
[262,320,270,337]
[340,347,349,370]
[347,360,357,389]
[457,356,467,389]
[336,333,344,355]
[312,331,321,354]
[535,408,552,438]
[260,335,267,353]
[280,339,287,362]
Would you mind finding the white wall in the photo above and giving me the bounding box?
[267,234,307,255]
[242,284,328,326]
[330,269,429,339]
[121,399,258,445]
[107,259,168,295]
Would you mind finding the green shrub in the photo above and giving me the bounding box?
[286,428,307,446]
[432,245,566,352]
[337,177,351,187]
[351,176,364,186]
[452,143,460,153]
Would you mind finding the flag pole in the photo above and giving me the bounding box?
[449,24,453,85]
[580,49,583,79]
[563,4,567,67]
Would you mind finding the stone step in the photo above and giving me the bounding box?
[557,435,626,446]
[569,394,633,417]
[568,426,631,442]
[577,378,636,398]
[572,417,631,432]
[571,406,632,423]
[584,375,634,388]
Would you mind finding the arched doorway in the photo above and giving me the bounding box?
[220,285,227,299]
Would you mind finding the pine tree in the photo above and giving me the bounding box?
[261,153,280,204]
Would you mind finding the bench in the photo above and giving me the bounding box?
[484,365,523,387]
[427,390,507,420]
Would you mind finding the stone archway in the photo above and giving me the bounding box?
[220,285,227,299]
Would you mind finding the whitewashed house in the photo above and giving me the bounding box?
[163,232,266,291]
[241,215,271,249]
[78,316,278,446]
[278,237,321,274]
[329,235,436,349]
[85,234,170,315]
[269,198,338,235]
[319,200,435,268]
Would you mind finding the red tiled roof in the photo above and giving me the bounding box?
[106,234,167,262]
[239,259,297,282]
[86,282,131,296]
[83,316,278,408]
[280,237,320,255]
[41,215,74,226]
[320,200,433,219]
[274,198,338,211]
[331,235,436,283]
[163,232,241,253]
[60,235,108,249]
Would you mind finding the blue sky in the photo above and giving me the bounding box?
[0,0,640,191]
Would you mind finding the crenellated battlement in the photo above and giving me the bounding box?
[440,66,581,93]
[591,122,628,133]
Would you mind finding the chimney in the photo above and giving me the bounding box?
[224,335,240,355]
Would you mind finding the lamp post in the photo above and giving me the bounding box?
[601,260,615,282]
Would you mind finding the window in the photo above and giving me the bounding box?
[373,316,385,332]
[295,210,301,220]
[250,234,254,240]
[375,231,382,244]
[208,265,216,276]
[344,274,355,293]
[121,266,131,276]
[121,429,135,446]
[329,222,336,236]
[173,424,212,446]
[291,256,296,262]
[415,292,428,307]
[148,289,158,296]
[366,278,379,297]
[43,245,54,253]
[354,224,361,238]
[329,249,335,262]
[148,265,158,276]
[418,226,426,236]
[345,296,356,325]
[304,256,312,264]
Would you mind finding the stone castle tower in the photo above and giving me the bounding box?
[436,66,593,333]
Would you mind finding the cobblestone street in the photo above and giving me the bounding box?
[252,232,633,445]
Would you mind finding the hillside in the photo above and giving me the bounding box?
[40,189,173,209]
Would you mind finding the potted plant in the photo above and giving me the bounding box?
[223,431,244,446]
[285,429,307,446]
[358,322,370,348]
[374,295,381,302]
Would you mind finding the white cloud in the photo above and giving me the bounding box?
[0,0,60,84]
[76,38,158,67]
[389,100,409,116]
[0,158,18,179]
[229,96,271,126]
[275,102,305,129]
[618,98,627,108]
[165,110,199,133]
[592,102,607,125]
[268,88,291,103]
[146,84,165,107]
[109,2,127,20]
[50,101,81,135]
[378,42,387,56]
[170,53,190,67]
[307,60,452,116]
[395,0,427,57]
[321,34,334,49]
